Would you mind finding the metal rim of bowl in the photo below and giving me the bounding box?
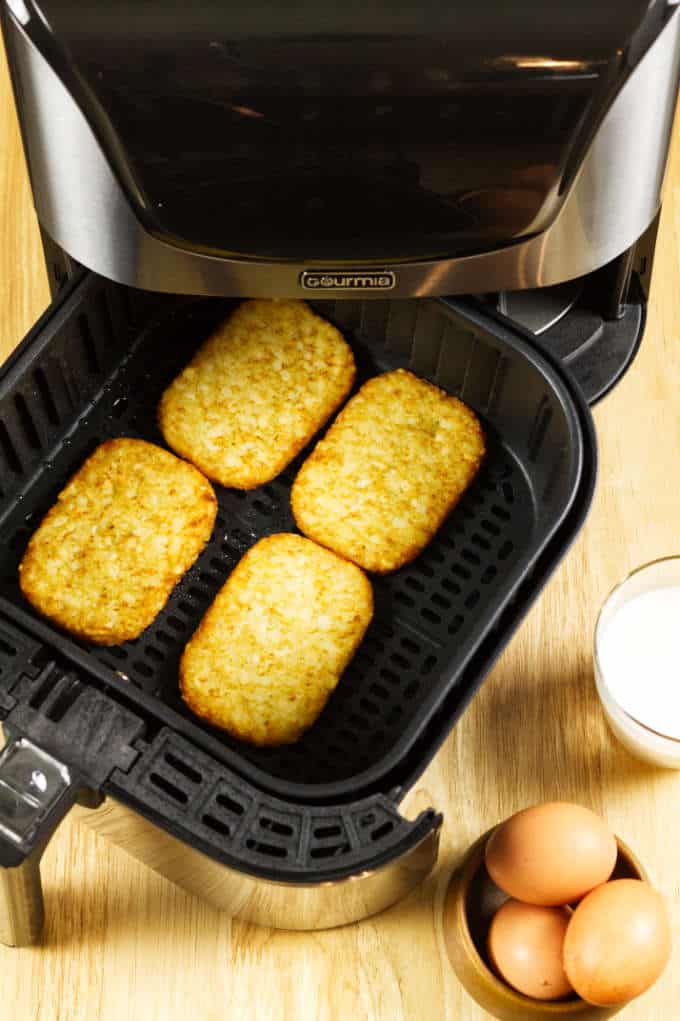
[594,556,680,745]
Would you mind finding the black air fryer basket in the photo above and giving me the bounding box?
[0,272,596,891]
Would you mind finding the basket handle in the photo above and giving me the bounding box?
[0,736,80,946]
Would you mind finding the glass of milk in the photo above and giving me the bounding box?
[595,557,680,768]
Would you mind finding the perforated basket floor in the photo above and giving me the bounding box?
[0,275,590,802]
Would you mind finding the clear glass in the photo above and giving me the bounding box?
[594,556,680,769]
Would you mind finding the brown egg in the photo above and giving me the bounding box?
[487,899,574,1001]
[485,803,617,906]
[564,880,671,1006]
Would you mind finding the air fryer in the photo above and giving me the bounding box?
[0,0,677,945]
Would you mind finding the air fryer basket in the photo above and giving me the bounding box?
[0,276,587,791]
[0,272,595,912]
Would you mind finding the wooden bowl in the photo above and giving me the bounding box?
[443,829,648,1021]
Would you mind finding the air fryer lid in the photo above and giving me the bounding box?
[0,276,595,891]
[8,0,663,260]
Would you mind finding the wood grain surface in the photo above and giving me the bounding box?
[1,39,679,1021]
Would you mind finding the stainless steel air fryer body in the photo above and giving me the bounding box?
[0,1,674,946]
[2,0,680,297]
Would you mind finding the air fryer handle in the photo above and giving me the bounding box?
[0,733,81,946]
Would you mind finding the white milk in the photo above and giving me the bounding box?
[597,586,680,740]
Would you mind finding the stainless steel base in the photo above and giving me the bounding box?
[75,798,440,931]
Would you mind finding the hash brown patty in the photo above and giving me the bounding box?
[291,369,485,573]
[180,533,373,746]
[19,438,217,645]
[159,300,355,489]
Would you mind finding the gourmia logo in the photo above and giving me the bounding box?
[300,271,396,291]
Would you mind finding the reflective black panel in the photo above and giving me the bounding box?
[30,1,657,260]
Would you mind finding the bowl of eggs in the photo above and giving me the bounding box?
[443,803,671,1020]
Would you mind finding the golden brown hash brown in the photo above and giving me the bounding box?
[19,438,217,645]
[158,299,355,489]
[291,369,485,573]
[180,533,373,746]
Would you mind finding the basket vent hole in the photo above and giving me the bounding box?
[245,839,287,859]
[400,637,420,654]
[29,669,57,709]
[0,637,17,658]
[481,518,501,537]
[313,824,342,839]
[369,683,389,700]
[452,564,471,581]
[421,607,441,625]
[359,812,376,827]
[385,705,403,726]
[132,660,154,678]
[360,697,380,715]
[471,533,491,551]
[404,681,419,699]
[260,818,294,837]
[421,655,438,676]
[216,792,245,816]
[203,814,231,837]
[167,615,188,633]
[14,395,41,450]
[405,576,425,593]
[389,652,409,669]
[502,481,515,505]
[144,645,165,663]
[414,562,435,579]
[448,614,464,635]
[0,421,22,474]
[310,843,349,859]
[441,578,461,595]
[498,540,515,562]
[395,590,415,609]
[155,630,176,648]
[462,548,481,566]
[491,504,511,522]
[431,592,451,610]
[379,667,399,685]
[372,821,394,841]
[96,289,115,344]
[78,313,100,373]
[465,590,481,610]
[164,753,201,784]
[481,565,498,584]
[150,773,188,804]
[199,569,223,587]
[45,680,80,722]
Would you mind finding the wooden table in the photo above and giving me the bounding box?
[1,43,680,1021]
